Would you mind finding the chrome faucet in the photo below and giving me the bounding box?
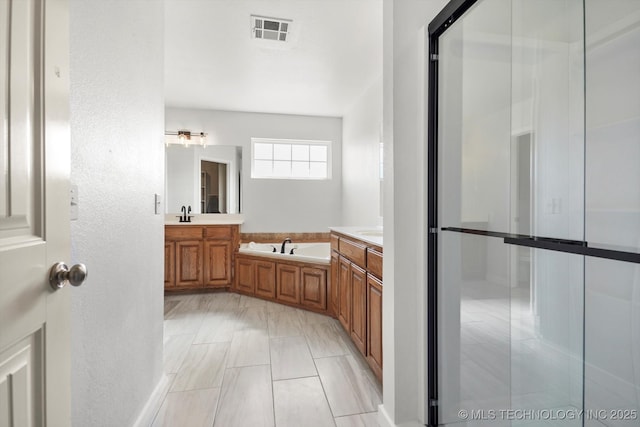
[280,238,292,254]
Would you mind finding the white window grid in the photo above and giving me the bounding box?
[251,138,331,180]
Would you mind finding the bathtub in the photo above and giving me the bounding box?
[238,242,330,265]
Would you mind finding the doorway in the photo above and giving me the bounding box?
[200,160,228,214]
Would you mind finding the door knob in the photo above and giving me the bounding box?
[49,262,88,290]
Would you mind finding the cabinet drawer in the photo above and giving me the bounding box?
[165,226,203,240]
[338,238,366,269]
[330,234,340,251]
[367,248,383,280]
[204,226,232,240]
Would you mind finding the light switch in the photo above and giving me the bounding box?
[155,194,162,215]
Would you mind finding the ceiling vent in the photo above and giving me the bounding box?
[251,15,291,42]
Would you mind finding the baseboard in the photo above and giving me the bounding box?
[132,373,172,427]
[377,404,425,427]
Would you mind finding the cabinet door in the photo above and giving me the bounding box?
[338,257,351,332]
[235,258,255,294]
[176,240,203,287]
[367,274,383,381]
[330,251,339,316]
[350,263,367,355]
[255,260,276,299]
[277,264,300,304]
[301,266,327,311]
[164,241,176,288]
[204,241,231,287]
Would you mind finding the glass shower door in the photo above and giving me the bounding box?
[432,0,586,425]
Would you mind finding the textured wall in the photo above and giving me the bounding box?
[69,0,165,425]
[165,108,343,232]
[342,76,383,227]
[380,1,448,426]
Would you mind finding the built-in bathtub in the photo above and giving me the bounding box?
[238,242,330,265]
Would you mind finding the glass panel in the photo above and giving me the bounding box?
[273,160,291,177]
[263,30,278,41]
[584,1,640,424]
[273,144,291,161]
[510,1,585,425]
[292,144,309,161]
[253,160,272,177]
[253,143,272,160]
[291,161,309,178]
[437,1,512,424]
[309,162,327,179]
[309,145,327,162]
[264,20,279,31]
[437,0,585,425]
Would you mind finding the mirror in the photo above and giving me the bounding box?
[165,145,242,214]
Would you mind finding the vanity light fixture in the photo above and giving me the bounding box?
[165,130,208,148]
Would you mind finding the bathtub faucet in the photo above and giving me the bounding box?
[280,238,292,254]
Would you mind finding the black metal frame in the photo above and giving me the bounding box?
[427,2,479,426]
[427,0,640,426]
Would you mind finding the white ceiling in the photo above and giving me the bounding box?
[164,0,383,118]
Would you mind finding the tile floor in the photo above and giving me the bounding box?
[151,292,382,427]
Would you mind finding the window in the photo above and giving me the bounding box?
[251,138,331,179]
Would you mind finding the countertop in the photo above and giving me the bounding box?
[329,226,383,247]
[165,214,245,225]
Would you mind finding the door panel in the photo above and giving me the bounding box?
[0,0,71,425]
[350,264,366,355]
[255,260,276,298]
[276,264,300,304]
[204,241,230,286]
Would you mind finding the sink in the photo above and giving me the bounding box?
[356,229,383,237]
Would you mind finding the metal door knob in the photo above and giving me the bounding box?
[49,262,88,290]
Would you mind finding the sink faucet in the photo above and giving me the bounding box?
[280,238,292,254]
[180,205,186,222]
[187,206,192,222]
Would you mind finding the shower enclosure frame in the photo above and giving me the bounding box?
[426,1,640,426]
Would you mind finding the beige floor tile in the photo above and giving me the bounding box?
[236,306,269,331]
[268,310,304,337]
[151,388,220,427]
[239,294,268,307]
[214,365,274,427]
[315,355,382,417]
[270,336,317,380]
[304,321,351,358]
[163,333,194,374]
[194,307,243,343]
[334,412,379,427]
[226,329,270,367]
[206,292,241,310]
[164,312,204,336]
[265,300,297,313]
[273,377,336,427]
[296,308,334,325]
[171,343,229,391]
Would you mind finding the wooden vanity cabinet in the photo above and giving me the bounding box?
[233,253,330,314]
[331,232,383,382]
[255,260,276,299]
[276,264,301,304]
[367,273,383,380]
[330,251,339,316]
[350,263,367,355]
[337,256,351,332]
[165,224,238,292]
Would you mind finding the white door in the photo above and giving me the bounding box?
[0,0,77,425]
